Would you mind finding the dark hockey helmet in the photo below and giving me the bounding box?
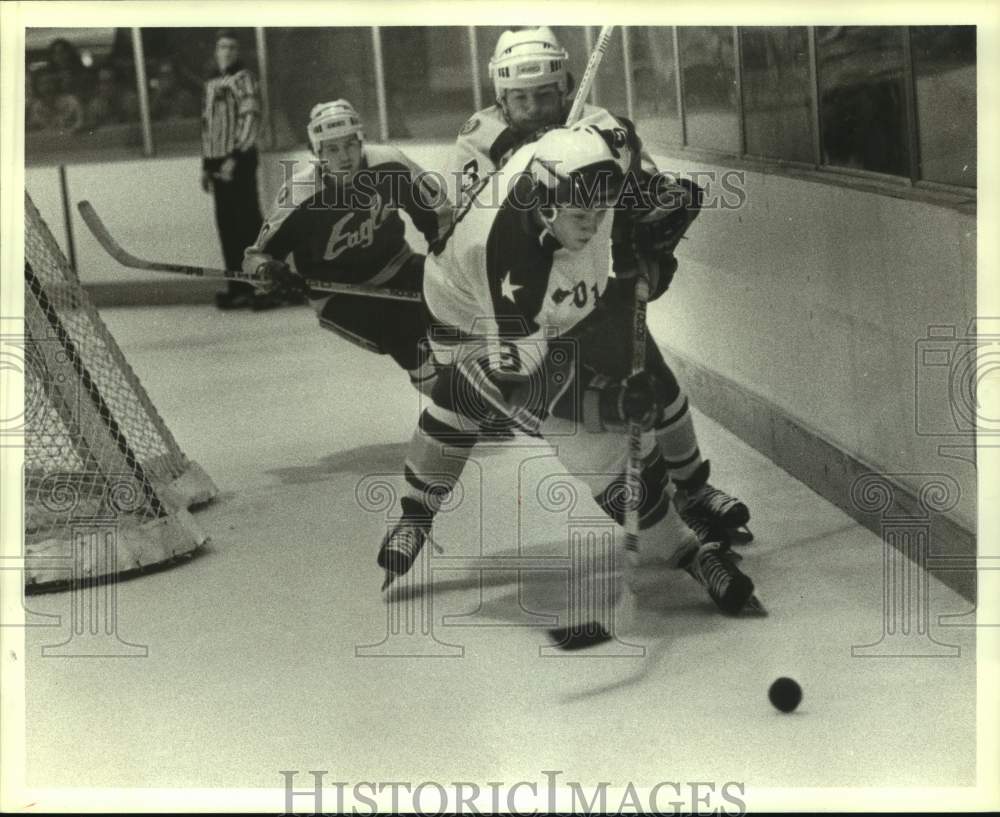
[529,126,626,210]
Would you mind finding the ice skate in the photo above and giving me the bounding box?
[680,506,732,550]
[250,289,284,311]
[677,461,753,543]
[378,519,436,591]
[683,541,765,616]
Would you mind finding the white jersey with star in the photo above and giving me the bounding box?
[424,140,618,383]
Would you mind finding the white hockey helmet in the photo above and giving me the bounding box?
[308,99,364,152]
[489,26,569,101]
[530,126,625,209]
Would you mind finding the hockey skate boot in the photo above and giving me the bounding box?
[250,289,284,311]
[680,507,730,549]
[683,541,763,615]
[378,519,436,590]
[677,460,752,542]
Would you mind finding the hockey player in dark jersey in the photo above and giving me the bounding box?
[378,126,758,616]
[449,26,752,544]
[243,100,449,393]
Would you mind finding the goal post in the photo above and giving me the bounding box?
[21,192,218,591]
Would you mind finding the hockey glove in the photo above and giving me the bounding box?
[254,259,307,296]
[612,175,702,299]
[632,176,702,256]
[585,370,667,433]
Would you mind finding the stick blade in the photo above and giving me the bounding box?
[547,622,614,650]
[743,594,768,616]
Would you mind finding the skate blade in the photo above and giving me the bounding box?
[381,571,398,592]
[743,594,768,616]
[547,624,613,650]
[728,526,754,544]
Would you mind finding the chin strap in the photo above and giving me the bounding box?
[537,206,559,246]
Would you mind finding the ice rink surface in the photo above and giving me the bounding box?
[24,301,976,790]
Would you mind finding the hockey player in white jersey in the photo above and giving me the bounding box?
[448,26,752,544]
[379,126,758,616]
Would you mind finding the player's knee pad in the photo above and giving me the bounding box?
[593,448,672,531]
[428,362,508,434]
[408,355,438,398]
[644,341,681,405]
[401,408,475,516]
[417,404,480,449]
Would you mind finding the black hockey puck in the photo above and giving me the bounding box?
[768,677,802,713]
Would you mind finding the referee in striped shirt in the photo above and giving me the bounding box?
[200,29,271,309]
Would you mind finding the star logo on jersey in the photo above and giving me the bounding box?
[500,271,523,304]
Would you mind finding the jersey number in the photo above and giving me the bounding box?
[498,341,521,373]
[569,281,601,308]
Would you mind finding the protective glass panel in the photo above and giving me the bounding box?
[381,27,476,140]
[816,26,910,175]
[678,26,740,153]
[911,25,976,187]
[142,28,258,154]
[630,27,682,150]
[740,27,814,163]
[26,28,143,163]
[266,28,378,149]
[592,27,628,118]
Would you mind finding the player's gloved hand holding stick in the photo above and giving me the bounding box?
[612,175,702,300]
[253,259,308,297]
[586,370,666,432]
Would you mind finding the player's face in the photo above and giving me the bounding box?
[214,38,239,72]
[502,84,564,134]
[316,135,364,183]
[549,206,608,252]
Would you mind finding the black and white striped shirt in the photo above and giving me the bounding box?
[201,64,260,163]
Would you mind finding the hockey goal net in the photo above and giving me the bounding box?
[22,192,217,590]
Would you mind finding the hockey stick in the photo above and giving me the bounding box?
[565,26,615,126]
[547,264,648,650]
[77,200,423,303]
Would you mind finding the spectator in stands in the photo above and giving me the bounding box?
[53,68,86,133]
[86,65,139,128]
[150,60,199,121]
[27,69,84,134]
[46,37,90,98]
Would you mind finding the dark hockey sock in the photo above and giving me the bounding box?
[673,459,710,493]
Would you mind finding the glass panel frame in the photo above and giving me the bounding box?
[677,26,741,154]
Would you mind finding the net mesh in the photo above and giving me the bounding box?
[22,193,217,587]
